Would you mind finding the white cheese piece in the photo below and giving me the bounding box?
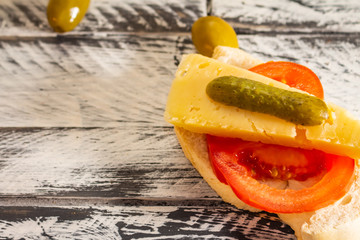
[164,54,360,159]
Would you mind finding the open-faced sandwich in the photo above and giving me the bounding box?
[164,16,360,240]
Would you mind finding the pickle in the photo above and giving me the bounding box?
[206,76,329,126]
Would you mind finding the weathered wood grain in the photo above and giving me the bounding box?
[212,0,360,33]
[2,0,360,35]
[0,126,217,198]
[0,204,295,240]
[0,34,194,127]
[0,0,206,36]
[0,34,358,128]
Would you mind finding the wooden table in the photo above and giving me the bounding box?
[0,0,359,239]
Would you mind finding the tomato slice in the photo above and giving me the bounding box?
[249,61,324,99]
[207,135,355,213]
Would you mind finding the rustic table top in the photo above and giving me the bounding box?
[0,0,359,239]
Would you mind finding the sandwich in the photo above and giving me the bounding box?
[164,45,360,240]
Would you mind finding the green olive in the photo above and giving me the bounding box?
[47,0,90,33]
[191,16,239,57]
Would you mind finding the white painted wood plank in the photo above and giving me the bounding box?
[0,0,206,36]
[2,0,360,35]
[0,127,214,198]
[212,0,360,33]
[0,34,358,128]
[0,205,295,239]
[0,34,194,127]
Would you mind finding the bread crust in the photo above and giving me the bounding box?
[174,126,259,212]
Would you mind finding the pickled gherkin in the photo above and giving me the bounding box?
[206,76,329,126]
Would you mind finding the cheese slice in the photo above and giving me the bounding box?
[164,54,360,159]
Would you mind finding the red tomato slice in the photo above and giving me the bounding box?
[207,135,355,213]
[249,61,324,99]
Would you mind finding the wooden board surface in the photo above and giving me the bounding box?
[0,0,205,35]
[0,0,359,239]
[0,204,295,240]
[212,0,360,33]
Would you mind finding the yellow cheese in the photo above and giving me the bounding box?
[164,54,360,159]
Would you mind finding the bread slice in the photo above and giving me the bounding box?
[171,46,360,240]
[212,45,263,69]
